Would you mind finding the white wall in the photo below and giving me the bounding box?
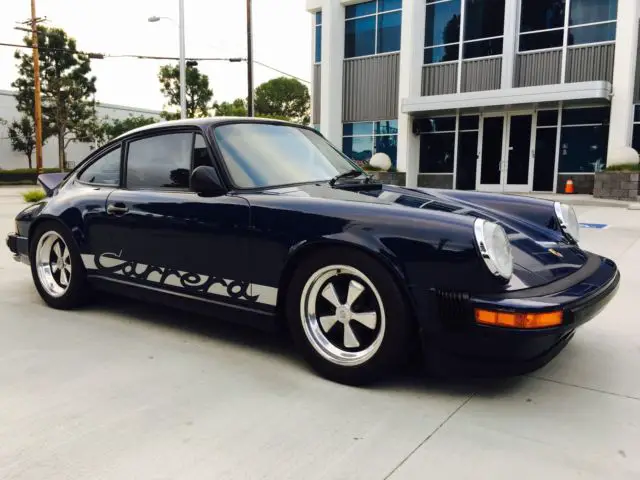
[0,90,162,170]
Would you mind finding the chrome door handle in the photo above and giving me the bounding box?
[107,203,128,215]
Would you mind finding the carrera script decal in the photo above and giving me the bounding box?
[83,251,261,304]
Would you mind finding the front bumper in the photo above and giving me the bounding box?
[419,253,620,377]
[6,233,30,265]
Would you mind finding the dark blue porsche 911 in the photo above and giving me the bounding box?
[6,118,620,385]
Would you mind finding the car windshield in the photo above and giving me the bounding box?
[212,122,361,188]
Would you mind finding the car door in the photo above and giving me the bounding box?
[88,129,256,311]
[71,143,122,257]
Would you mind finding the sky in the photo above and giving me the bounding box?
[0,0,312,112]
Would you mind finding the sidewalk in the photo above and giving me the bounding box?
[516,193,640,210]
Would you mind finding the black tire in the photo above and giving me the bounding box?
[29,221,91,310]
[286,247,412,386]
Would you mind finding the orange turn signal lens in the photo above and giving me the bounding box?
[475,309,563,329]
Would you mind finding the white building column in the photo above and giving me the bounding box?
[607,0,639,165]
[319,0,345,146]
[397,0,426,187]
[500,0,518,89]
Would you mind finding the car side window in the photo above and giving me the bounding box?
[126,132,192,190]
[193,133,212,169]
[77,147,121,185]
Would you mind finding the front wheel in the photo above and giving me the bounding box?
[286,248,412,385]
[30,222,91,310]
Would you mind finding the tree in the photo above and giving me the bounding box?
[3,117,37,168]
[213,98,247,117]
[96,115,159,146]
[158,63,213,119]
[254,77,310,124]
[13,26,98,170]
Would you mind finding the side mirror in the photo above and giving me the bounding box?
[190,166,226,197]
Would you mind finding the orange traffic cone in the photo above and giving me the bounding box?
[564,178,575,194]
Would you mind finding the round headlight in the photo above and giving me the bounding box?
[554,202,580,243]
[473,218,514,280]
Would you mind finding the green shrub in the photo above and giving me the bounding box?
[605,163,640,172]
[22,189,47,203]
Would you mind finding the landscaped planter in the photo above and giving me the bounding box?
[593,171,640,201]
[367,171,406,186]
[367,172,455,189]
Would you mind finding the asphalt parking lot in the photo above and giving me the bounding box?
[1,186,639,480]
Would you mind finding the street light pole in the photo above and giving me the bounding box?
[178,0,186,119]
[246,0,254,117]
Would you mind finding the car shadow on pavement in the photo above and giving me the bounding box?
[90,293,529,398]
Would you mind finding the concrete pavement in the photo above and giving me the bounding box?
[0,186,639,480]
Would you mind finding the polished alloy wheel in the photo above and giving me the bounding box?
[300,264,385,366]
[35,231,72,298]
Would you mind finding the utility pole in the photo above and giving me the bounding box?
[246,0,254,117]
[30,0,44,173]
[178,0,186,119]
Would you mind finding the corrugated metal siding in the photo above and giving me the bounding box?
[461,58,502,93]
[421,63,458,96]
[566,44,615,83]
[514,50,562,87]
[312,64,321,125]
[342,53,400,123]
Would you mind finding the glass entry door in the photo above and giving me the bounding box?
[477,113,534,192]
[503,115,533,192]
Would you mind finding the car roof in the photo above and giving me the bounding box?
[116,116,301,140]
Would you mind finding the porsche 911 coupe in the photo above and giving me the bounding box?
[6,118,620,385]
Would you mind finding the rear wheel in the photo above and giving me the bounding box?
[30,222,91,309]
[286,248,412,385]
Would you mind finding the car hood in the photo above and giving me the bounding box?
[260,182,588,290]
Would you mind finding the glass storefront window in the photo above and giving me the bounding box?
[345,0,402,58]
[562,106,609,125]
[420,132,456,173]
[569,0,617,25]
[519,29,564,51]
[343,136,374,163]
[518,0,617,53]
[343,120,398,166]
[559,107,610,173]
[378,11,402,53]
[559,125,609,172]
[537,110,559,127]
[345,16,376,57]
[568,22,616,45]
[520,0,566,33]
[419,116,457,173]
[424,0,505,63]
[424,0,461,63]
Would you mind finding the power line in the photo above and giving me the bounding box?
[0,41,311,83]
[254,60,310,84]
[0,41,242,61]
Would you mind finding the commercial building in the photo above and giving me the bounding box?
[307,0,640,193]
[0,89,161,170]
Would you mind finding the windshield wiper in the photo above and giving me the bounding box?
[329,169,369,186]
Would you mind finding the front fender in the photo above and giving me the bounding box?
[426,189,564,241]
[249,194,503,295]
